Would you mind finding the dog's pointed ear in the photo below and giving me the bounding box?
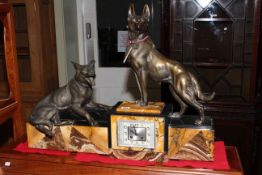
[88,59,95,67]
[142,4,150,21]
[87,59,95,70]
[128,3,135,20]
[71,61,81,71]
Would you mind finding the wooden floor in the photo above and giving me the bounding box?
[0,144,244,175]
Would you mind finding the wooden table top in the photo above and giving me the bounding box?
[0,145,244,175]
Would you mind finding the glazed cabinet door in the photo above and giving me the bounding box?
[9,0,44,98]
[8,0,58,118]
[162,0,261,105]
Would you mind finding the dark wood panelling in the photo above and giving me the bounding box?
[161,1,262,175]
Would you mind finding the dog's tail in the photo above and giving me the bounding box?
[190,73,215,101]
[197,91,215,101]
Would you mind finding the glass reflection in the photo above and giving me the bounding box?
[196,0,212,8]
[194,3,233,64]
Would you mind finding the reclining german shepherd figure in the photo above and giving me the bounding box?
[125,4,215,125]
[29,60,109,137]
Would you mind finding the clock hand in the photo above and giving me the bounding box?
[130,127,137,136]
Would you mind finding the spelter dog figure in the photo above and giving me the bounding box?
[125,4,215,125]
[29,60,99,137]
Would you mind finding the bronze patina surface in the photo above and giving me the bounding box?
[29,60,111,137]
[125,4,215,125]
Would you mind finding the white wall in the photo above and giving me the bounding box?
[54,0,161,106]
[54,0,84,84]
[54,0,68,86]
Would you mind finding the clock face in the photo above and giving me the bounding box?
[128,127,146,141]
[117,120,155,148]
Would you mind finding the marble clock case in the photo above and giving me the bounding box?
[108,101,172,161]
[26,101,214,161]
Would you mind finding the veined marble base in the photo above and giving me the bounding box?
[168,116,214,161]
[26,123,111,154]
[26,103,215,162]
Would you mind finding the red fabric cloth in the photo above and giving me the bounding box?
[14,141,229,170]
[74,141,229,169]
[75,153,157,166]
[163,141,230,170]
[14,142,70,157]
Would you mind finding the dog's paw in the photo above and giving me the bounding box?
[54,120,74,126]
[135,100,148,106]
[90,118,98,126]
[46,130,54,138]
[61,120,74,125]
[195,119,203,126]
[168,112,181,119]
[98,104,112,111]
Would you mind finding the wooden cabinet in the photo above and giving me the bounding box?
[7,0,58,121]
[160,1,261,175]
[0,3,24,144]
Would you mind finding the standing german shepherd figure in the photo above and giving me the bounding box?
[29,60,99,137]
[125,4,215,125]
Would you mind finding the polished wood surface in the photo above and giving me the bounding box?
[0,146,243,175]
[0,3,24,142]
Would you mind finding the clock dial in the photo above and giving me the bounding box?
[117,120,155,148]
[128,127,146,141]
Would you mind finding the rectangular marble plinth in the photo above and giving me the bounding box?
[27,121,167,161]
[110,101,172,155]
[168,116,214,161]
[116,101,165,114]
[26,123,110,154]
